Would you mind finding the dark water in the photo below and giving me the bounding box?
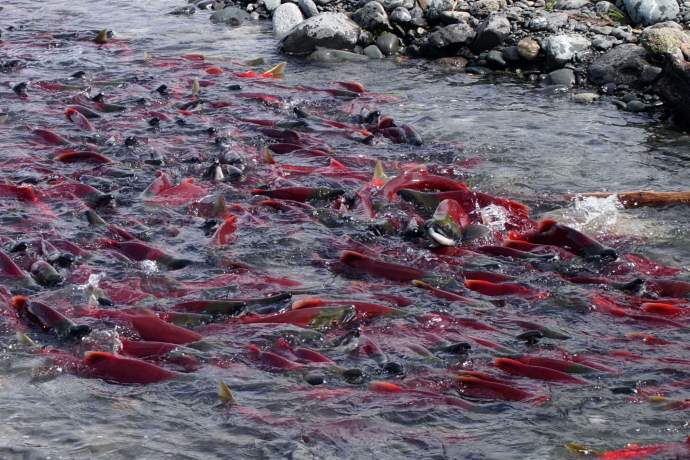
[1,1,689,459]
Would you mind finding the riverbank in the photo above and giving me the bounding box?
[180,0,690,127]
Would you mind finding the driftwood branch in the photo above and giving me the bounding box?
[567,191,690,209]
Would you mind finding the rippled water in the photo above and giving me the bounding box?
[1,1,689,459]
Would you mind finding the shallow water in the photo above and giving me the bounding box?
[1,1,689,459]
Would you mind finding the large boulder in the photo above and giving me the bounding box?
[281,13,361,55]
[273,4,305,38]
[657,49,690,127]
[623,0,679,26]
[471,14,510,53]
[640,25,690,59]
[588,43,657,85]
[542,34,591,69]
[421,22,476,58]
[352,1,390,30]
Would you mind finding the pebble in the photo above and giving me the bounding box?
[390,6,412,23]
[626,99,649,111]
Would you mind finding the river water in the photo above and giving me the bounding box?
[1,1,689,459]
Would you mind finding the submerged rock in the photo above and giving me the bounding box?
[364,44,385,58]
[210,6,251,25]
[273,3,305,38]
[281,13,360,55]
[308,46,370,61]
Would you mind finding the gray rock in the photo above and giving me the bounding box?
[555,0,590,9]
[422,22,476,57]
[640,64,663,82]
[352,1,390,29]
[381,0,406,10]
[281,13,360,54]
[591,25,613,34]
[588,43,654,85]
[471,14,510,52]
[623,0,680,25]
[542,34,591,69]
[210,6,251,25]
[426,0,458,20]
[273,4,304,38]
[529,12,569,31]
[308,47,370,61]
[364,44,385,57]
[376,31,401,54]
[358,29,375,46]
[391,6,413,23]
[262,0,281,12]
[546,68,576,86]
[592,35,620,49]
[517,37,540,60]
[298,0,320,17]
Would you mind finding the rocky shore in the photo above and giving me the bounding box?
[178,0,690,127]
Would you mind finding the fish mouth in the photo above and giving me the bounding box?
[425,221,458,247]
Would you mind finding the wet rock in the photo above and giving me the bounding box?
[573,92,600,102]
[426,0,457,20]
[486,49,507,67]
[308,47,370,61]
[546,67,576,86]
[377,31,402,54]
[518,36,541,60]
[623,0,680,25]
[391,6,413,23]
[273,3,305,38]
[305,372,325,385]
[640,26,690,59]
[502,45,521,63]
[657,49,690,126]
[555,0,590,9]
[433,56,470,70]
[299,0,320,18]
[588,43,653,85]
[352,1,390,30]
[364,44,385,57]
[169,5,196,15]
[210,6,251,25]
[471,14,511,52]
[281,13,360,55]
[542,34,591,69]
[626,99,649,111]
[262,0,281,12]
[422,22,476,57]
[640,64,663,82]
